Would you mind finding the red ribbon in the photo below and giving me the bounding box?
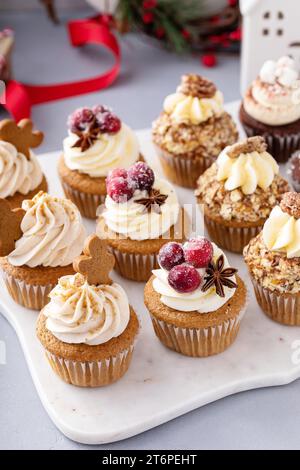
[2,15,121,121]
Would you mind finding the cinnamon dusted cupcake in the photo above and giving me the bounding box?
[152,74,238,188]
[0,118,47,209]
[240,56,300,163]
[244,192,300,326]
[195,136,290,253]
[97,161,189,281]
[144,237,247,357]
[0,191,86,310]
[58,105,142,219]
[37,235,139,387]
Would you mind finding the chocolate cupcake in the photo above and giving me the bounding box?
[244,192,300,326]
[195,136,290,253]
[152,74,238,188]
[240,56,300,163]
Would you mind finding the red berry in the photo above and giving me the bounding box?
[183,237,213,268]
[227,0,237,6]
[181,29,191,40]
[67,107,94,132]
[168,264,201,294]
[92,104,109,116]
[127,162,155,191]
[106,168,128,185]
[155,26,165,39]
[142,12,154,24]
[158,242,185,271]
[107,177,134,203]
[97,111,121,134]
[201,54,217,68]
[143,0,157,8]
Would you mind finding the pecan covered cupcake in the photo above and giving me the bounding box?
[0,191,86,309]
[97,161,189,281]
[244,192,300,326]
[37,235,139,387]
[0,118,47,209]
[195,136,290,253]
[144,237,247,357]
[240,56,300,163]
[152,74,238,188]
[58,105,141,219]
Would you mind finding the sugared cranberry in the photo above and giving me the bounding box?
[107,177,134,203]
[183,237,213,268]
[106,168,128,185]
[158,242,185,271]
[127,162,155,191]
[67,107,94,132]
[168,264,201,293]
[92,104,110,116]
[97,111,121,134]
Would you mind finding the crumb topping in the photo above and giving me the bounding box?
[177,74,216,98]
[227,136,267,159]
[280,192,300,219]
[195,163,290,223]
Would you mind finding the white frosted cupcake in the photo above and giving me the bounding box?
[58,105,142,219]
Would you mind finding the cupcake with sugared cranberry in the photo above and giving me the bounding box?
[37,234,139,387]
[195,136,290,253]
[97,161,189,282]
[58,105,142,219]
[152,74,238,188]
[0,191,86,310]
[244,192,300,326]
[144,237,247,357]
[240,56,300,163]
[0,118,48,209]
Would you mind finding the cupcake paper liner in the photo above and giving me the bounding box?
[242,123,300,164]
[45,345,134,387]
[251,277,300,326]
[61,181,105,219]
[155,145,215,189]
[1,272,54,310]
[149,305,246,357]
[110,247,158,282]
[204,214,262,254]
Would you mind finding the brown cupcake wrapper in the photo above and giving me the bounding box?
[45,345,134,387]
[1,271,54,310]
[61,181,105,219]
[204,214,262,254]
[155,145,215,189]
[149,305,246,357]
[251,277,300,326]
[241,122,300,164]
[110,247,158,282]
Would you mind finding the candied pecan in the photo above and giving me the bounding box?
[177,74,216,98]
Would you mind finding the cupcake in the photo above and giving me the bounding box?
[0,191,86,310]
[244,192,300,326]
[240,56,300,163]
[195,136,290,253]
[36,234,139,387]
[144,237,247,357]
[287,150,300,192]
[152,74,238,188]
[97,161,189,281]
[0,118,48,209]
[58,105,142,219]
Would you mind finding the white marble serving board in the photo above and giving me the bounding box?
[1,102,300,445]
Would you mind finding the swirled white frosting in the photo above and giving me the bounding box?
[63,123,139,178]
[43,274,130,345]
[163,90,223,124]
[152,244,236,313]
[0,141,43,198]
[263,205,300,258]
[216,145,279,195]
[244,56,300,126]
[99,178,180,241]
[8,192,86,268]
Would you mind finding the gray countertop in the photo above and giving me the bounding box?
[1,8,300,450]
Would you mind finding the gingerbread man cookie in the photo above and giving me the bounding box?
[73,234,115,285]
[0,198,24,256]
[0,118,43,159]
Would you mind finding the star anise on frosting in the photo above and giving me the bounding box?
[71,118,100,152]
[201,255,237,298]
[136,188,168,213]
